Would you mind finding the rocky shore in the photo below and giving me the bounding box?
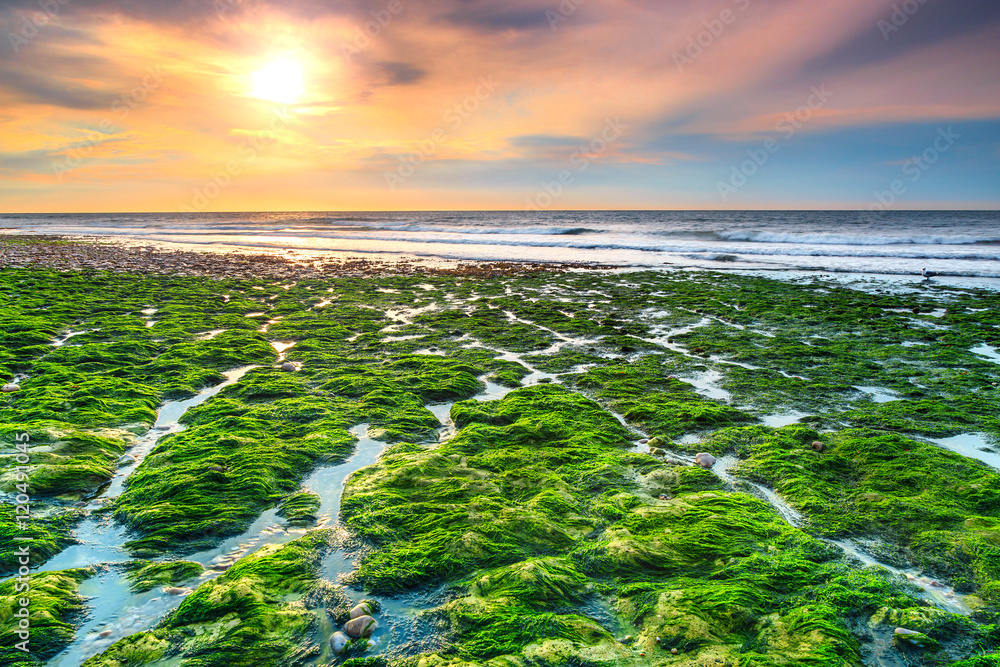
[0,235,615,280]
[1,241,998,667]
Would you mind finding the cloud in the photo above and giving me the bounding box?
[375,60,425,85]
[438,2,554,31]
[801,0,1000,76]
[0,65,119,108]
[0,147,55,174]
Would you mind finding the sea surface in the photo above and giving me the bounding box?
[3,210,999,279]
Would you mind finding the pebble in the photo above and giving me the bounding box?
[98,629,113,638]
[1,383,19,393]
[344,615,378,638]
[694,452,716,468]
[349,602,375,619]
[894,627,920,636]
[810,441,824,452]
[280,362,297,372]
[330,631,350,654]
[638,439,649,444]
[671,648,679,654]
[164,587,191,595]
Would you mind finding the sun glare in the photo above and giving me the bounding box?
[250,57,304,104]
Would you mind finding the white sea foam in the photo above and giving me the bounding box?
[717,230,1000,246]
[4,211,1000,281]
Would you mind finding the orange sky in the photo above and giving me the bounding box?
[1,0,998,211]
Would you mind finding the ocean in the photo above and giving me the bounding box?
[2,210,999,279]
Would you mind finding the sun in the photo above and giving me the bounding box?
[250,57,304,104]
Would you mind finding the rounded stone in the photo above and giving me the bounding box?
[811,441,824,452]
[1,383,20,393]
[330,631,350,654]
[349,602,374,619]
[344,615,378,638]
[694,452,716,468]
[280,362,297,372]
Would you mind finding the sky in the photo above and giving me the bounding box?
[0,0,998,212]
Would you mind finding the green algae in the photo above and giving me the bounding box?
[0,505,82,575]
[343,383,995,666]
[722,424,1000,600]
[0,422,132,498]
[123,560,205,593]
[342,387,879,665]
[342,385,636,593]
[114,387,356,556]
[0,567,93,667]
[1,264,999,667]
[2,377,159,429]
[278,491,322,526]
[569,356,754,438]
[112,353,491,555]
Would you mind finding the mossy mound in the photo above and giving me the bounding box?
[343,384,640,593]
[0,422,133,498]
[277,491,322,526]
[123,560,205,593]
[0,505,81,576]
[0,568,93,667]
[569,357,754,439]
[113,383,356,555]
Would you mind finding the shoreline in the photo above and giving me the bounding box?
[5,234,1000,295]
[0,234,619,279]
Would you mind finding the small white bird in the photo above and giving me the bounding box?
[921,268,937,280]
